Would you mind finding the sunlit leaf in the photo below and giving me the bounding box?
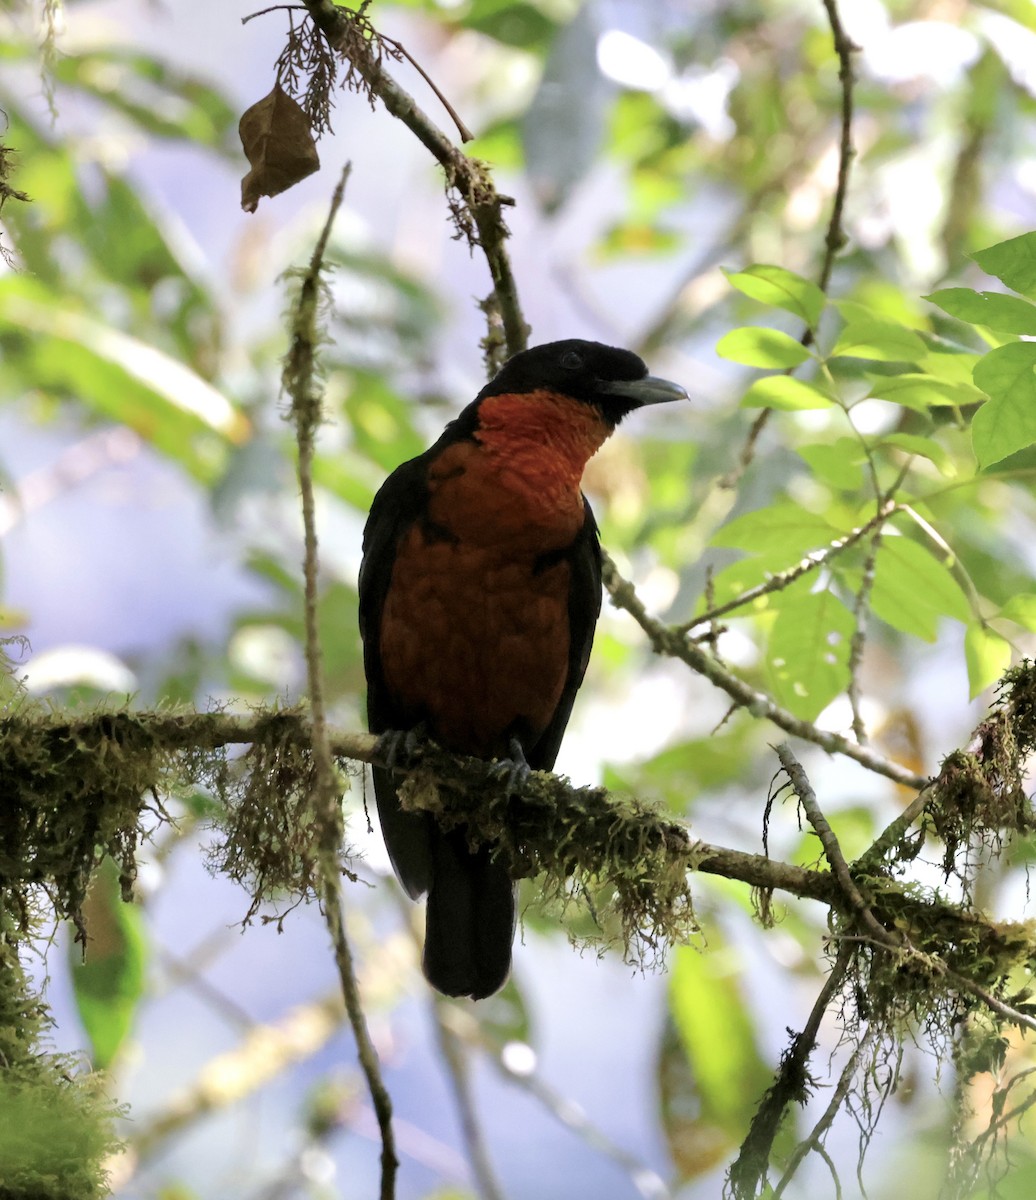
[739,375,834,410]
[723,264,825,328]
[867,373,983,411]
[0,278,248,480]
[716,326,811,368]
[870,536,972,641]
[53,49,238,149]
[664,941,772,1178]
[972,232,1036,300]
[798,438,866,490]
[831,318,927,363]
[766,589,854,721]
[972,342,1036,469]
[999,594,1036,630]
[964,622,1012,698]
[457,0,558,48]
[70,861,148,1070]
[926,288,1036,335]
[711,501,843,556]
[876,433,955,476]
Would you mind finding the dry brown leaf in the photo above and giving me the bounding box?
[239,84,320,213]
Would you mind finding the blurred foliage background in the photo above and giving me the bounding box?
[4,0,1036,1197]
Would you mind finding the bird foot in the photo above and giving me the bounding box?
[375,722,428,770]
[488,737,532,794]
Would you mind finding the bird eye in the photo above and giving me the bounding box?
[559,351,584,370]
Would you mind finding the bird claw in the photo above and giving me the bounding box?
[375,722,427,770]
[488,737,532,794]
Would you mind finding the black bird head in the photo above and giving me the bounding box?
[478,339,689,427]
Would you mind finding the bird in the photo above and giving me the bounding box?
[358,338,688,999]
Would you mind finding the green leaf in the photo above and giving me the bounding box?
[999,594,1036,631]
[766,590,854,721]
[723,264,826,328]
[972,232,1036,300]
[870,536,972,641]
[867,372,984,411]
[964,623,1012,698]
[461,0,559,49]
[798,438,866,491]
[0,278,247,481]
[54,49,237,148]
[739,375,834,410]
[926,288,1036,335]
[70,861,148,1070]
[876,433,955,476]
[668,941,771,1138]
[920,348,984,387]
[711,501,843,556]
[716,326,811,368]
[972,342,1036,469]
[831,318,927,363]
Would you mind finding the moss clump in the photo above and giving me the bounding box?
[0,707,181,938]
[0,931,121,1200]
[396,741,700,966]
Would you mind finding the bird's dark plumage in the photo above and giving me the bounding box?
[359,339,686,998]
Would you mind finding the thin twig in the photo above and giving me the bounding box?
[722,0,860,485]
[846,530,881,744]
[285,163,398,1200]
[855,782,936,871]
[299,0,528,357]
[728,942,855,1198]
[680,501,897,633]
[430,997,507,1200]
[816,0,859,295]
[242,4,306,23]
[602,552,928,791]
[772,1037,866,1199]
[776,743,894,948]
[378,30,474,142]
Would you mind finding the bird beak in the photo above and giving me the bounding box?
[596,373,689,407]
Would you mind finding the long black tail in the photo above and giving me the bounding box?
[423,827,515,999]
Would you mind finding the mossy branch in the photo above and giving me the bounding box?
[3,663,1036,1030]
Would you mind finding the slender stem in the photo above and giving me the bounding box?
[299,0,528,357]
[680,501,897,632]
[772,1037,866,1199]
[728,943,855,1198]
[816,0,859,294]
[379,30,474,142]
[430,999,507,1200]
[285,164,398,1200]
[776,744,893,948]
[602,551,929,791]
